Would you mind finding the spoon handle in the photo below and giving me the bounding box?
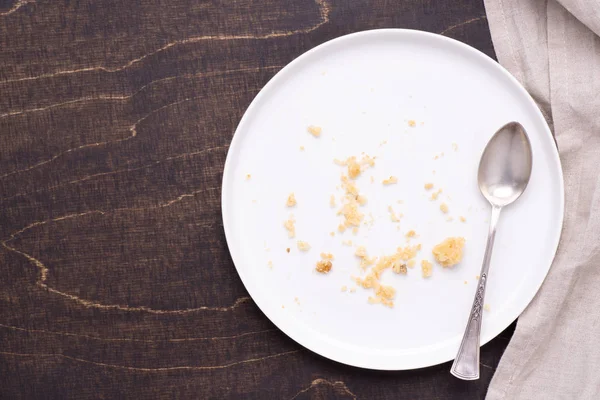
[451,205,502,380]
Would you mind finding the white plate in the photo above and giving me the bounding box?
[221,29,563,370]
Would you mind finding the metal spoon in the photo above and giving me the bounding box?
[450,121,533,380]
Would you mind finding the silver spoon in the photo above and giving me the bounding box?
[450,121,533,380]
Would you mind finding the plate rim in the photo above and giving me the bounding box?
[221,28,565,370]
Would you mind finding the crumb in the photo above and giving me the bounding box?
[408,120,416,127]
[338,224,347,233]
[352,227,359,234]
[297,241,311,251]
[430,189,443,200]
[286,193,297,207]
[484,304,491,312]
[388,205,402,222]
[349,287,356,293]
[357,195,368,205]
[379,140,387,147]
[464,280,468,284]
[406,230,417,238]
[434,155,439,160]
[347,158,361,179]
[446,216,454,222]
[432,170,436,175]
[432,237,465,267]
[452,143,458,151]
[476,275,480,280]
[355,246,368,258]
[307,125,322,137]
[330,195,336,207]
[440,202,449,213]
[294,296,299,304]
[320,252,334,260]
[316,260,332,273]
[460,216,467,222]
[246,174,251,180]
[341,286,347,292]
[299,145,305,151]
[252,199,257,203]
[268,260,273,269]
[284,215,296,238]
[329,231,335,237]
[370,176,374,184]
[382,176,398,185]
[393,263,407,274]
[282,305,285,309]
[342,240,353,246]
[424,183,434,190]
[286,247,290,253]
[421,260,433,278]
[408,259,416,268]
[396,200,404,204]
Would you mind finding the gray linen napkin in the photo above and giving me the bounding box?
[483,0,600,399]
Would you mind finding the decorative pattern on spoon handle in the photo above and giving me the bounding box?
[470,273,487,321]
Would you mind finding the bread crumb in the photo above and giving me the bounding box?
[370,176,374,184]
[316,260,332,274]
[286,247,290,253]
[408,259,416,268]
[388,205,402,222]
[286,193,297,207]
[352,227,359,234]
[432,237,465,267]
[338,224,347,233]
[424,183,434,190]
[281,305,285,309]
[320,252,334,260]
[268,260,273,269]
[475,275,480,280]
[446,216,454,222]
[484,304,491,312]
[300,146,305,151]
[408,120,416,127]
[246,174,251,180]
[349,287,356,293]
[329,231,335,237]
[421,260,433,278]
[440,203,449,213]
[406,230,417,238]
[284,215,296,238]
[342,240,353,246]
[430,189,443,200]
[297,241,311,251]
[459,216,467,222]
[464,280,468,284]
[341,286,347,292]
[452,143,458,151]
[382,176,398,185]
[307,125,322,137]
[330,195,336,207]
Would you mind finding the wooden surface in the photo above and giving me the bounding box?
[0,0,515,398]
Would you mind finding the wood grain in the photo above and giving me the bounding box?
[0,0,511,398]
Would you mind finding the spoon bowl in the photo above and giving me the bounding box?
[478,121,533,207]
[451,121,533,380]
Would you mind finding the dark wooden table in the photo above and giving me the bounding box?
[0,0,515,398]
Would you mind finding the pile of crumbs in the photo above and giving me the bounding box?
[353,244,422,307]
[334,155,375,234]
